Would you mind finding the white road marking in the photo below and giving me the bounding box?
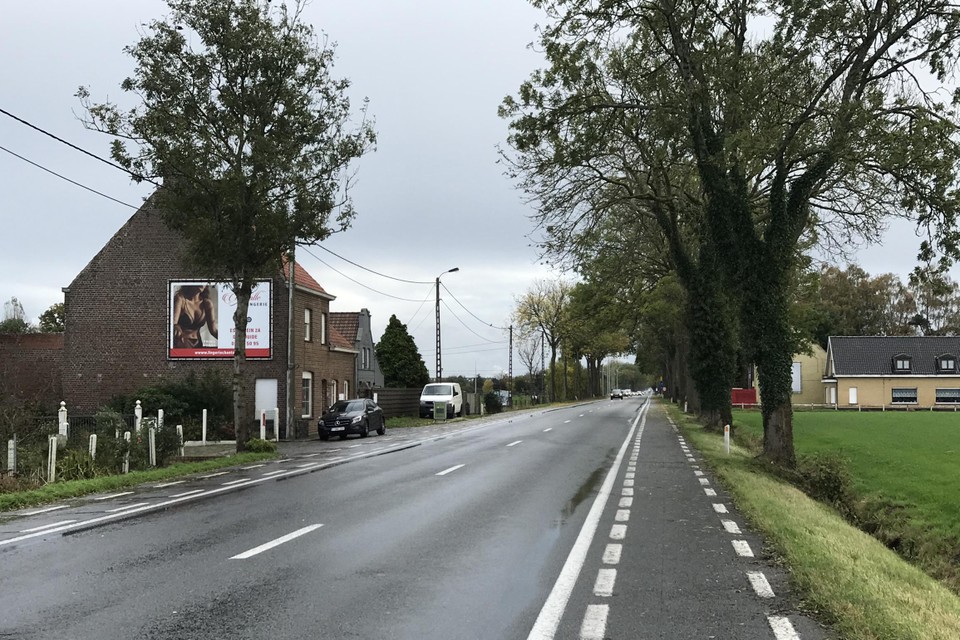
[21,505,67,515]
[699,478,710,485]
[170,489,205,498]
[625,472,635,479]
[21,520,77,533]
[619,497,633,508]
[507,440,523,447]
[602,544,622,565]
[261,469,287,477]
[722,520,742,534]
[593,568,617,596]
[768,616,801,640]
[704,488,717,497]
[580,604,609,640]
[93,492,134,501]
[198,472,229,479]
[300,453,320,458]
[564,420,571,424]
[436,464,465,476]
[609,524,627,540]
[296,463,317,468]
[694,470,704,476]
[526,399,650,640]
[543,428,553,432]
[230,524,324,559]
[615,509,630,522]
[748,571,775,598]
[154,481,185,488]
[713,503,729,514]
[623,479,634,487]
[240,464,266,470]
[348,444,361,449]
[222,479,251,486]
[107,502,149,513]
[621,487,634,496]
[732,540,755,557]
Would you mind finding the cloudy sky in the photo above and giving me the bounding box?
[0,1,936,380]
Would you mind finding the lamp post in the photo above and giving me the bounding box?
[435,267,459,381]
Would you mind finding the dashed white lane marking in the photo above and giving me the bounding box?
[230,524,324,559]
[565,420,572,424]
[348,444,362,449]
[107,502,149,513]
[222,478,252,486]
[296,463,316,468]
[261,469,287,477]
[300,453,320,458]
[170,489,205,498]
[593,568,617,596]
[240,464,266,470]
[543,428,553,432]
[579,604,609,640]
[436,464,466,476]
[625,472,635,479]
[732,540,755,557]
[748,571,775,598]
[721,520,742,534]
[694,470,704,476]
[21,520,77,533]
[768,615,801,639]
[623,479,634,487]
[614,509,630,522]
[713,503,729,514]
[621,487,633,496]
[93,492,134,501]
[21,505,67,515]
[507,440,523,447]
[618,497,633,508]
[197,472,229,479]
[704,488,717,497]
[602,544,622,564]
[698,478,710,485]
[610,524,627,540]
[154,480,185,488]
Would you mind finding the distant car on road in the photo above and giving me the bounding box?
[318,399,386,440]
[610,389,624,399]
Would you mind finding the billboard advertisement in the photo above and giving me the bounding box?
[168,280,272,359]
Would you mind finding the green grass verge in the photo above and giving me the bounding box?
[0,452,276,513]
[666,403,960,639]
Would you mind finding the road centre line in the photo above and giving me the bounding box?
[526,398,650,640]
[230,524,324,560]
[21,520,77,533]
[507,440,523,447]
[543,428,553,432]
[436,464,465,476]
[564,420,571,424]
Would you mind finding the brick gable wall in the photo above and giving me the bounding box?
[0,333,63,410]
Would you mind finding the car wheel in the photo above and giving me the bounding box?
[376,418,385,436]
[360,421,369,438]
[456,406,463,417]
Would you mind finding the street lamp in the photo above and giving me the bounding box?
[436,267,459,381]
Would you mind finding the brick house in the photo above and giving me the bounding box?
[330,309,384,394]
[0,333,63,410]
[62,195,356,438]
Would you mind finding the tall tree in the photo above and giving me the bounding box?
[79,0,376,450]
[0,297,32,334]
[38,303,65,333]
[513,279,572,402]
[504,0,960,466]
[376,315,430,389]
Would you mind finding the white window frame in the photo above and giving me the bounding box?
[301,372,313,418]
[321,312,327,345]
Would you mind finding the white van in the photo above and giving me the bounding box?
[419,382,463,418]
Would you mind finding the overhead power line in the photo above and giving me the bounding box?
[442,282,508,331]
[306,243,433,284]
[298,245,431,303]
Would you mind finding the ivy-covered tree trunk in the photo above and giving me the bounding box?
[686,265,736,431]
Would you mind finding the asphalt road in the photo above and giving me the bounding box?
[0,398,830,639]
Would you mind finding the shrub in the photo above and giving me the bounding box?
[244,438,277,453]
[484,391,503,414]
[795,451,855,516]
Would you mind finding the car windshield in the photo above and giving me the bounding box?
[423,384,452,395]
[330,400,365,413]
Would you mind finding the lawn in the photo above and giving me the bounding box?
[733,410,960,538]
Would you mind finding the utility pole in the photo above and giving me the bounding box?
[435,267,459,382]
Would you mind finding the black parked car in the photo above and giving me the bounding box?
[318,399,386,440]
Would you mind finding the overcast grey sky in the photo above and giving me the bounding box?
[0,1,936,380]
[0,0,560,379]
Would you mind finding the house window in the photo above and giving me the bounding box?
[937,355,956,373]
[936,388,960,404]
[893,355,912,373]
[301,372,313,418]
[342,380,349,400]
[891,388,917,404]
[362,347,370,370]
[791,362,802,394]
[321,312,327,345]
[304,308,312,342]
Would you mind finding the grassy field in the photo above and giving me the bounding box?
[733,410,960,540]
[669,404,960,639]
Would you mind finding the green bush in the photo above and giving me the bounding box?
[484,391,503,414]
[244,438,277,453]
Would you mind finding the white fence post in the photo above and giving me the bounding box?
[89,434,98,460]
[158,409,164,431]
[176,425,184,457]
[47,435,58,482]
[135,401,143,433]
[58,401,68,438]
[202,409,208,445]
[148,427,157,467]
[123,431,131,474]
[260,410,266,440]
[7,438,16,474]
[273,407,280,441]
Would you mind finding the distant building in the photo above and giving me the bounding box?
[330,310,384,395]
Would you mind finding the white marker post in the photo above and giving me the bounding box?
[724,424,730,455]
[273,407,280,441]
[89,434,97,460]
[260,410,267,440]
[202,409,208,445]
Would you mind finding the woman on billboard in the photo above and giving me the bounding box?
[172,284,219,349]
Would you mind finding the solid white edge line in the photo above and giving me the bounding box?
[768,616,801,640]
[230,524,324,559]
[170,489,205,498]
[747,571,776,598]
[436,464,465,476]
[153,481,185,488]
[21,519,77,533]
[93,492,134,501]
[107,502,150,513]
[579,604,609,640]
[526,398,649,640]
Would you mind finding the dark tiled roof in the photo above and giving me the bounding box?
[329,312,360,344]
[828,336,960,375]
[281,258,327,296]
[328,323,355,351]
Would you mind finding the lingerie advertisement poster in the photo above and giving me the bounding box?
[168,280,272,359]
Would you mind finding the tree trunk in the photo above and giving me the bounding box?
[232,282,253,453]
